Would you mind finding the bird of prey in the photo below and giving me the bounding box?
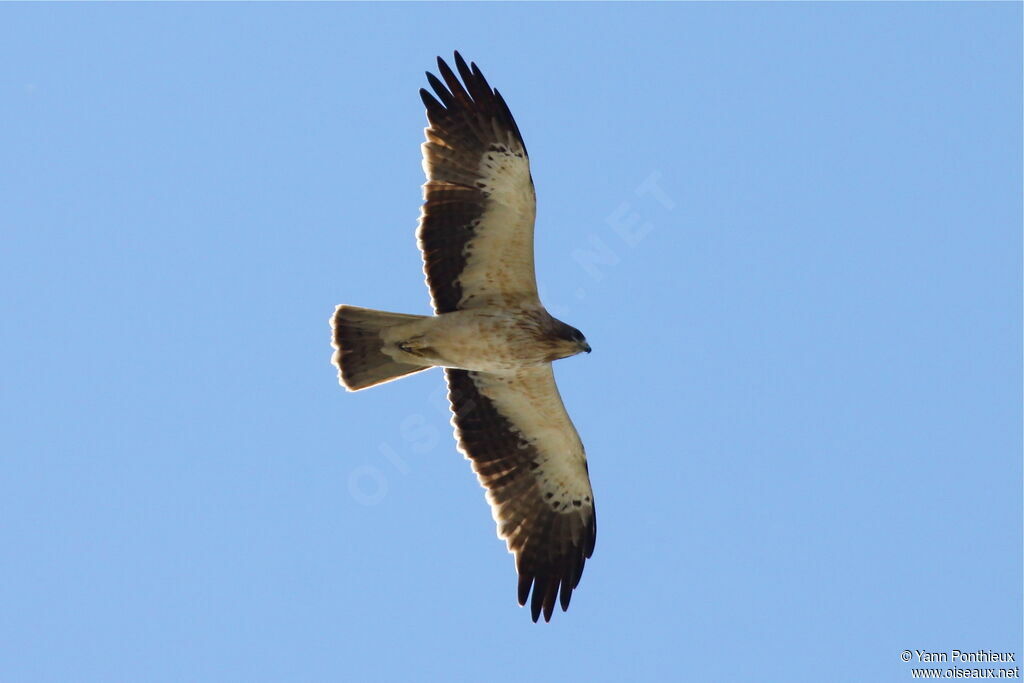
[330,52,595,622]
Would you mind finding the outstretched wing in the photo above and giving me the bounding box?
[445,365,596,622]
[418,52,538,314]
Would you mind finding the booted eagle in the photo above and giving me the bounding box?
[330,52,595,622]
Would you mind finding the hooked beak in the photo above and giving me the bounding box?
[581,341,592,354]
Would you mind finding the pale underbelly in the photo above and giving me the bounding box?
[381,309,548,372]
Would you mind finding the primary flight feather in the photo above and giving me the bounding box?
[331,52,595,622]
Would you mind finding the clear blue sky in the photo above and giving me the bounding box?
[2,4,1020,682]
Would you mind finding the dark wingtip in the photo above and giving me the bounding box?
[453,50,469,74]
[559,568,575,611]
[419,88,442,115]
[517,573,531,607]
[422,51,527,154]
[542,593,556,622]
[529,576,547,622]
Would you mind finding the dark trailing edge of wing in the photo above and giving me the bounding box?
[445,368,596,623]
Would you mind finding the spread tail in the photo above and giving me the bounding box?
[331,305,431,391]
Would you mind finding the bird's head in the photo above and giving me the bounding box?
[546,319,591,360]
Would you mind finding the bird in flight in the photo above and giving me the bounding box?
[330,52,595,622]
